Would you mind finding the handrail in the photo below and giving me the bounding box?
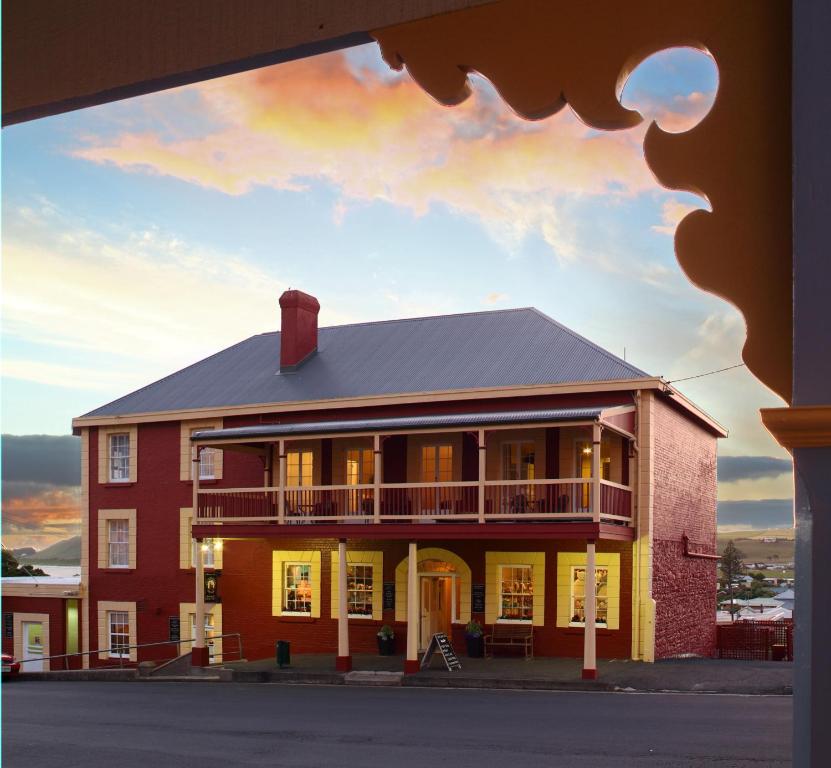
[17,632,243,671]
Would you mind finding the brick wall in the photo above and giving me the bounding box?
[222,537,633,661]
[651,396,718,658]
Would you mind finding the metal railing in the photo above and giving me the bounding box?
[15,632,243,672]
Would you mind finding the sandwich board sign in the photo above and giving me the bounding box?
[420,632,462,671]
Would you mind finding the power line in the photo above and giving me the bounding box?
[668,362,746,384]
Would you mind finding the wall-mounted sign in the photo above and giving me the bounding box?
[382,581,395,611]
[3,613,13,639]
[168,616,181,642]
[204,572,221,603]
[472,583,486,614]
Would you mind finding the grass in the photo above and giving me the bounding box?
[717,527,795,565]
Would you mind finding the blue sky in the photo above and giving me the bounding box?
[1,44,793,546]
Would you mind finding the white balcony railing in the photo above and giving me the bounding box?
[196,478,632,526]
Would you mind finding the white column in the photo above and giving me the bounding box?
[278,439,286,524]
[477,429,486,524]
[592,423,602,523]
[336,539,351,670]
[582,539,597,679]
[373,434,381,524]
[405,541,419,673]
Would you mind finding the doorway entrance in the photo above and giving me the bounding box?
[418,559,459,650]
[21,621,44,671]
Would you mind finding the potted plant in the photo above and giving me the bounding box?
[377,625,395,655]
[465,620,484,658]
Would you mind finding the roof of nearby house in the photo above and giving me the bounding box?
[81,307,649,418]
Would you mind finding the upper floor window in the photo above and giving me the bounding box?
[190,433,217,481]
[107,519,129,568]
[108,433,130,482]
[421,444,453,482]
[345,448,374,485]
[502,442,536,481]
[287,450,313,487]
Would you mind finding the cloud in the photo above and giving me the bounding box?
[652,198,702,236]
[718,456,792,483]
[717,499,793,530]
[1,487,81,550]
[2,434,80,488]
[484,292,508,305]
[72,52,675,265]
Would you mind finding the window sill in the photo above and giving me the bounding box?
[103,482,135,488]
[564,627,615,636]
[99,568,134,574]
[277,615,317,623]
[184,479,220,486]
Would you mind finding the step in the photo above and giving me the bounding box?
[344,670,404,686]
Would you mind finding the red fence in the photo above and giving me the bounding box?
[717,620,793,661]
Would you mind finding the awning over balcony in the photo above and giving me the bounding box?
[190,405,632,444]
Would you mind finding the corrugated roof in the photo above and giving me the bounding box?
[83,307,648,418]
[191,407,613,442]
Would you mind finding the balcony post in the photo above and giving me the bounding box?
[278,438,286,524]
[592,423,602,523]
[191,444,208,666]
[582,538,597,679]
[336,539,352,671]
[478,429,486,523]
[373,434,381,524]
[405,541,419,673]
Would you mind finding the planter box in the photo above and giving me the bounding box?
[466,635,484,658]
[377,636,396,656]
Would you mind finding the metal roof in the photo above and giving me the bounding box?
[83,307,649,418]
[192,407,613,442]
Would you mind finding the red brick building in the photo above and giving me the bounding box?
[10,290,723,675]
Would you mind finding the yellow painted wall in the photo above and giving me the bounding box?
[272,550,321,617]
[484,551,545,626]
[330,550,383,620]
[556,552,621,630]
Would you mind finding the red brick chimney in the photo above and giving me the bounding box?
[279,290,320,372]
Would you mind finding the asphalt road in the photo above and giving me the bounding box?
[3,682,791,767]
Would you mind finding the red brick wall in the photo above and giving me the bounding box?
[221,537,632,662]
[2,595,80,670]
[651,396,718,658]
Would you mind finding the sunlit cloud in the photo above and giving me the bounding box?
[652,198,702,236]
[2,487,81,549]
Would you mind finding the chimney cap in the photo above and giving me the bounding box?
[279,289,320,313]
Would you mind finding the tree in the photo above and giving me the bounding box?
[1,549,46,577]
[719,540,745,620]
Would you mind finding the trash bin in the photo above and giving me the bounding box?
[276,640,291,668]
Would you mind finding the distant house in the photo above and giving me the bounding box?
[775,589,795,611]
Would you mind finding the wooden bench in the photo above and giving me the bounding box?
[484,623,534,659]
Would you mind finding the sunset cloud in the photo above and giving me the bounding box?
[74,53,664,264]
[652,198,703,236]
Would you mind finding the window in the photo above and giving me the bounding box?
[108,433,130,482]
[198,446,217,480]
[346,564,374,617]
[283,563,312,614]
[502,442,536,480]
[287,450,313,487]
[345,448,374,485]
[107,519,129,568]
[108,611,130,657]
[569,566,609,627]
[499,565,533,622]
[192,537,218,569]
[421,444,453,482]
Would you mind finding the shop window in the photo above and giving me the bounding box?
[569,566,609,627]
[284,563,313,614]
[347,564,374,617]
[498,565,534,622]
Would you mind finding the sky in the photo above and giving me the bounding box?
[1,43,793,549]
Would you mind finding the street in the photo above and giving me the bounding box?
[3,682,791,767]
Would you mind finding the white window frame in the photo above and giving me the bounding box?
[497,564,534,623]
[198,447,217,480]
[283,562,313,615]
[568,565,609,628]
[346,563,374,619]
[108,433,130,483]
[107,518,129,568]
[108,611,130,658]
[286,450,313,487]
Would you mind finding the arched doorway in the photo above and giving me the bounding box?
[395,547,471,650]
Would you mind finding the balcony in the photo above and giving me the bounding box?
[196,478,631,525]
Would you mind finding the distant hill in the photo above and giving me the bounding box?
[717,529,794,565]
[12,547,37,558]
[18,535,81,565]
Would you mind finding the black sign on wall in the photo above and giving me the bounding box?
[204,572,221,603]
[472,583,486,614]
[168,616,181,642]
[3,613,13,639]
[382,582,395,611]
